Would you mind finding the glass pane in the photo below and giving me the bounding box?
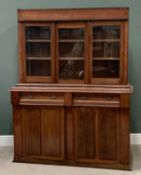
[93,26,120,40]
[26,26,51,40]
[59,29,84,40]
[93,42,120,58]
[26,43,50,57]
[59,60,84,79]
[92,25,120,79]
[93,60,119,78]
[25,26,51,77]
[59,42,84,57]
[58,28,85,80]
[27,60,51,76]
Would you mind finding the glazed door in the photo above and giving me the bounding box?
[73,107,119,163]
[22,106,65,160]
[20,23,55,83]
[56,23,89,84]
[90,22,124,84]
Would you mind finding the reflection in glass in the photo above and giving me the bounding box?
[59,60,84,79]
[59,29,84,40]
[93,42,119,58]
[27,60,51,76]
[59,42,84,57]
[26,26,51,40]
[93,26,120,40]
[58,28,85,80]
[93,60,119,78]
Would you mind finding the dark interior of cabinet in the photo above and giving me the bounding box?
[93,26,120,40]
[92,60,119,78]
[26,43,51,57]
[58,28,84,40]
[26,26,51,40]
[27,60,51,76]
[25,26,51,76]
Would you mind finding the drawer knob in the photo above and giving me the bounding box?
[81,96,87,100]
[106,97,112,100]
[49,95,57,99]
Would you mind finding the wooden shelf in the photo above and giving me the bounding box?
[59,57,84,61]
[93,57,119,60]
[27,39,51,42]
[93,39,120,42]
[27,57,51,60]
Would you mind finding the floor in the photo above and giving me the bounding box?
[0,145,141,175]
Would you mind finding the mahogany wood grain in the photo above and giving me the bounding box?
[98,108,118,160]
[65,107,75,161]
[41,107,65,160]
[74,107,96,162]
[22,107,41,155]
[13,106,23,157]
[18,8,128,22]
[119,108,130,164]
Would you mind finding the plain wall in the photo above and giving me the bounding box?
[0,0,141,134]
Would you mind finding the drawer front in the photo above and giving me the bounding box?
[20,92,65,105]
[73,93,120,107]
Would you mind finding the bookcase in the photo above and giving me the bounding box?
[10,8,133,170]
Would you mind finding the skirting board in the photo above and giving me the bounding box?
[0,134,141,146]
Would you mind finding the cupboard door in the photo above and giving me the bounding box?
[98,108,119,161]
[73,107,119,163]
[90,22,124,84]
[21,23,55,83]
[56,23,89,84]
[22,107,41,156]
[73,107,96,162]
[21,106,65,160]
[41,107,65,160]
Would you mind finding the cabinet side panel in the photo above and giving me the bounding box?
[74,107,96,160]
[119,108,130,164]
[22,107,41,155]
[41,107,65,160]
[13,106,23,157]
[98,108,118,160]
[19,23,26,83]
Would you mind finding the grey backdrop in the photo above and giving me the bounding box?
[0,0,140,134]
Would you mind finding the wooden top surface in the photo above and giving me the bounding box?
[18,8,129,22]
[10,83,133,94]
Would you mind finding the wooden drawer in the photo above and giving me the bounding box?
[73,93,120,107]
[20,92,64,105]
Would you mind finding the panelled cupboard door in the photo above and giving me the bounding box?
[73,107,119,163]
[21,106,65,160]
[98,108,119,161]
[41,107,65,160]
[73,107,96,162]
[22,107,41,156]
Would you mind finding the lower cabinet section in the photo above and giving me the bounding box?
[14,106,65,161]
[13,105,130,169]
